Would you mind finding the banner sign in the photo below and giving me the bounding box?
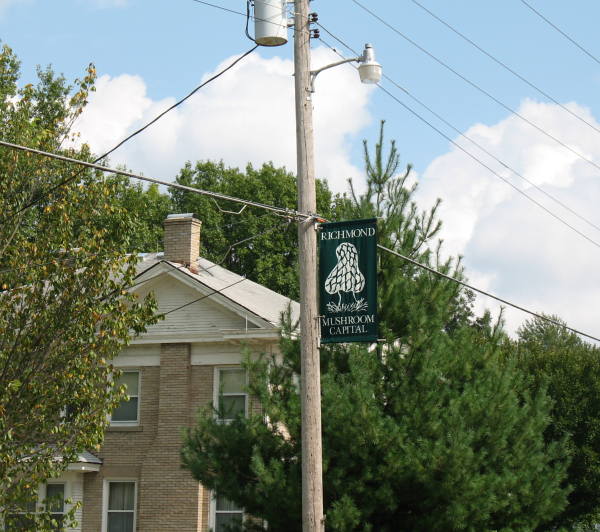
[319,218,378,343]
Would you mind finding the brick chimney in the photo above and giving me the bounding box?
[163,213,201,273]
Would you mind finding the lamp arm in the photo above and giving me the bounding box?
[309,57,360,92]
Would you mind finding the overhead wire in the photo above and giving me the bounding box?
[2,136,598,342]
[409,0,600,139]
[316,26,600,234]
[349,0,600,183]
[518,0,600,67]
[189,0,294,31]
[184,1,600,238]
[316,34,600,250]
[377,243,600,343]
[4,43,258,222]
[2,1,598,341]
[0,139,308,221]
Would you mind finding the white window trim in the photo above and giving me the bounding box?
[109,369,141,427]
[208,491,245,532]
[213,366,248,423]
[44,482,67,529]
[101,479,137,532]
[3,482,69,530]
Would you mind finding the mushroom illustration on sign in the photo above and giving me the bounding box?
[324,242,367,312]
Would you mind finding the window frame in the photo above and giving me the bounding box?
[110,369,141,426]
[102,479,137,532]
[3,482,66,531]
[213,366,248,423]
[208,492,245,532]
[44,482,66,529]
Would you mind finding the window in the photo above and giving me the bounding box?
[5,498,36,530]
[216,368,247,422]
[45,484,65,530]
[4,484,64,531]
[213,495,243,532]
[105,481,136,532]
[111,371,140,424]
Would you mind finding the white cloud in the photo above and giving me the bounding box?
[74,47,374,193]
[415,100,600,337]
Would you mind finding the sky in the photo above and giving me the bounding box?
[3,0,600,338]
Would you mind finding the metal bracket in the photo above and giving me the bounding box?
[211,198,247,215]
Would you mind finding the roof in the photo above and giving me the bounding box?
[135,253,300,327]
[76,451,102,464]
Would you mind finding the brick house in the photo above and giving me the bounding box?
[43,213,299,532]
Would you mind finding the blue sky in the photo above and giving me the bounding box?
[3,0,600,336]
[4,0,600,171]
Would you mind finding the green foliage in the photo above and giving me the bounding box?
[0,44,157,528]
[170,160,340,300]
[106,178,173,253]
[182,123,569,530]
[92,159,345,301]
[516,317,600,530]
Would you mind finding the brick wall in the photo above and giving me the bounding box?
[190,365,215,532]
[137,343,201,531]
[82,365,160,531]
[81,347,261,531]
[163,216,201,270]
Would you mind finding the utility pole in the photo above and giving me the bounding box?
[293,0,324,530]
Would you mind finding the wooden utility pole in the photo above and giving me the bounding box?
[293,0,324,530]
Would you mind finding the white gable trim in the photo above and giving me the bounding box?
[132,261,274,330]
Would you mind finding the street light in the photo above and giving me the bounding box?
[310,43,382,92]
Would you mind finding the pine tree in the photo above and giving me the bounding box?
[181,123,570,531]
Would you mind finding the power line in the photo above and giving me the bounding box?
[349,0,600,182]
[189,0,294,31]
[6,44,258,221]
[316,27,600,235]
[374,82,600,250]
[518,0,600,67]
[181,0,600,241]
[317,34,600,249]
[0,25,596,343]
[409,0,600,139]
[160,275,248,317]
[190,0,248,19]
[187,1,600,243]
[377,243,600,343]
[0,139,310,220]
[3,139,598,344]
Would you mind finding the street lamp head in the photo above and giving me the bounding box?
[358,43,382,84]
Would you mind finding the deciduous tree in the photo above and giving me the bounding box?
[0,45,156,529]
[171,160,341,300]
[516,316,600,531]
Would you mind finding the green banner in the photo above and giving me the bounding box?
[319,218,378,343]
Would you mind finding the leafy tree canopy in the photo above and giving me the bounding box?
[0,44,157,529]
[103,160,343,301]
[169,160,342,300]
[516,316,600,530]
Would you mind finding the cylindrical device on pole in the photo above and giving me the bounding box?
[254,0,288,46]
[358,43,382,84]
[293,0,324,531]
